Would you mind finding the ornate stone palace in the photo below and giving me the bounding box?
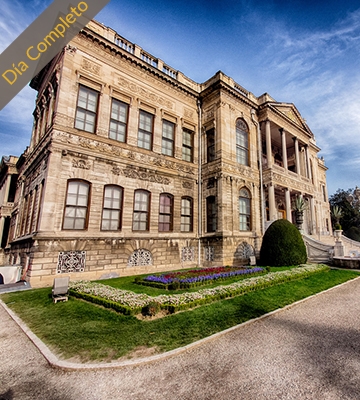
[0,20,331,287]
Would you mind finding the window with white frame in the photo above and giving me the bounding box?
[133,190,150,231]
[239,188,251,231]
[159,193,173,232]
[236,119,249,166]
[101,185,123,230]
[109,99,128,142]
[63,180,90,230]
[182,128,193,162]
[162,120,175,157]
[181,197,193,232]
[138,110,154,150]
[75,85,98,133]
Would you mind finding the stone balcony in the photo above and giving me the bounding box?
[262,164,313,194]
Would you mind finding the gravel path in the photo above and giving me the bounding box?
[1,277,360,400]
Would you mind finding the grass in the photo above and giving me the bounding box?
[1,268,359,362]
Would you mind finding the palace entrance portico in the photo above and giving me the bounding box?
[258,102,329,236]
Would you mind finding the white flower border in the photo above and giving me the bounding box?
[69,264,329,311]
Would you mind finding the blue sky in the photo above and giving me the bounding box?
[1,0,360,195]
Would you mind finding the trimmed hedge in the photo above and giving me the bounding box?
[260,219,307,266]
[69,264,329,316]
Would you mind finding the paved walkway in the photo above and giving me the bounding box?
[1,278,360,400]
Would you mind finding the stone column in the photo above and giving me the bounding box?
[285,188,292,222]
[268,184,276,221]
[280,128,288,170]
[0,216,5,248]
[265,120,272,168]
[3,175,12,203]
[310,196,315,235]
[294,137,301,175]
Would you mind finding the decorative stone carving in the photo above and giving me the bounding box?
[123,166,171,185]
[65,44,77,54]
[182,181,193,189]
[184,107,194,119]
[127,249,153,267]
[204,246,215,261]
[235,242,254,260]
[117,77,174,109]
[72,159,91,170]
[82,58,101,75]
[57,251,86,273]
[181,247,195,262]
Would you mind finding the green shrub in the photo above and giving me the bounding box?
[142,301,161,316]
[260,219,307,266]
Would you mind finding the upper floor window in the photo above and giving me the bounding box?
[236,119,249,166]
[75,85,98,133]
[159,193,173,232]
[109,99,128,142]
[207,128,215,162]
[162,120,175,157]
[182,128,193,162]
[181,197,193,232]
[101,185,123,231]
[63,180,90,230]
[239,188,251,231]
[138,110,154,150]
[206,196,217,233]
[133,189,150,231]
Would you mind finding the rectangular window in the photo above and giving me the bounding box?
[138,110,154,150]
[63,181,90,230]
[182,128,193,162]
[239,198,251,231]
[207,128,215,162]
[161,120,175,157]
[101,186,123,230]
[109,99,128,142]
[75,85,98,133]
[159,194,173,232]
[206,196,216,233]
[236,120,249,166]
[181,197,193,232]
[133,190,150,231]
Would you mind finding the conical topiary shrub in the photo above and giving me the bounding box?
[260,219,307,266]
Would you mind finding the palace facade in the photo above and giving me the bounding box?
[0,20,331,287]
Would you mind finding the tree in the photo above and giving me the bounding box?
[329,188,360,237]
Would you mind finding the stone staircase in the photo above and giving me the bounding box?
[303,233,360,263]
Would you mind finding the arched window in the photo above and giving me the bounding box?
[159,193,174,232]
[133,189,150,231]
[101,185,123,230]
[236,119,249,166]
[239,188,251,231]
[63,180,91,230]
[181,197,193,232]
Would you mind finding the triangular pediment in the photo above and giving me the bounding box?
[271,103,312,134]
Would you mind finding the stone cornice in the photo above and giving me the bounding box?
[76,29,199,100]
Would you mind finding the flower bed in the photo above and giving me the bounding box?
[136,266,265,290]
[69,264,329,316]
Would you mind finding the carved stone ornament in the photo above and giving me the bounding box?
[72,159,91,170]
[65,44,77,54]
[118,77,174,110]
[123,166,171,185]
[82,58,101,75]
[182,181,193,189]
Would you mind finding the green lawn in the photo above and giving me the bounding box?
[1,268,359,362]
